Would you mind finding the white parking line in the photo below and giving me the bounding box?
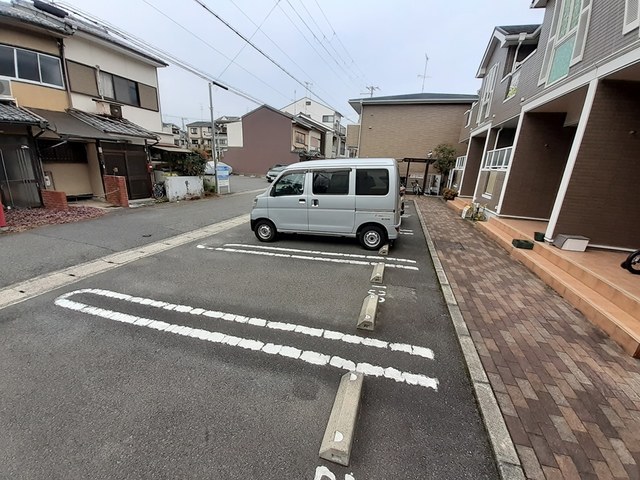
[58,288,434,359]
[224,244,417,264]
[55,289,438,390]
[197,245,419,271]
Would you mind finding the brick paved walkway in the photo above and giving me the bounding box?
[415,196,640,480]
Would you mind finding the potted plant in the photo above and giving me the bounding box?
[442,188,458,201]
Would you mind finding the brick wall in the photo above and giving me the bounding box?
[103,175,129,208]
[41,190,68,210]
[555,80,640,249]
[358,103,472,159]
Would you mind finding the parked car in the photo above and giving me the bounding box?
[266,164,287,182]
[204,161,232,175]
[251,158,403,250]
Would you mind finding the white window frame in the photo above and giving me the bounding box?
[539,0,592,86]
[623,0,640,34]
[0,44,64,89]
[477,63,498,124]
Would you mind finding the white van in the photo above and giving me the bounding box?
[250,158,402,250]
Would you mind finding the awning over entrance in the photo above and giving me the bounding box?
[0,102,46,126]
[68,109,158,140]
[151,144,192,154]
[27,108,112,140]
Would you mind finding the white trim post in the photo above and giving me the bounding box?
[545,78,599,241]
[496,112,526,214]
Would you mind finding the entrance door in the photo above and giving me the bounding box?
[102,144,152,200]
[0,137,41,208]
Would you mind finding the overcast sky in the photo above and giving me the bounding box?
[55,0,543,125]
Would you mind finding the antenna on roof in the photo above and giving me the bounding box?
[418,53,431,93]
[361,86,379,98]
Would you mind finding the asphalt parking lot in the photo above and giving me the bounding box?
[0,200,497,479]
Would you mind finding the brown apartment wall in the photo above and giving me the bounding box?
[555,81,640,249]
[500,113,574,219]
[358,104,471,159]
[460,136,485,197]
[222,108,299,175]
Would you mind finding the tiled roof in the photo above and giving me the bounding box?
[0,1,70,34]
[185,121,212,127]
[68,109,158,139]
[0,102,46,124]
[2,1,167,66]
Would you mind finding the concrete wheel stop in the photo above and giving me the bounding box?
[319,371,364,466]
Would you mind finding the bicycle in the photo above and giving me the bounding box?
[411,179,423,195]
[152,182,166,200]
[621,249,640,275]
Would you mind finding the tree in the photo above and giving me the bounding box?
[166,149,208,176]
[432,143,457,176]
[431,144,457,195]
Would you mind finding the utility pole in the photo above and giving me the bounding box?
[208,82,219,195]
[418,54,430,93]
[362,86,379,98]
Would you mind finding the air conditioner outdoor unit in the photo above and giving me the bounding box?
[0,78,14,100]
[109,104,122,119]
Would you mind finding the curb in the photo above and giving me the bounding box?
[413,199,525,480]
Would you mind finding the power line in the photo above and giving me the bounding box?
[311,0,369,83]
[283,0,360,88]
[139,0,291,102]
[55,1,269,106]
[294,0,362,80]
[193,0,342,114]
[218,0,280,78]
[225,0,349,112]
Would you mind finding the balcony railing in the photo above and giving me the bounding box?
[482,146,512,170]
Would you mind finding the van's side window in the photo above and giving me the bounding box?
[273,172,305,196]
[312,170,349,195]
[356,169,389,195]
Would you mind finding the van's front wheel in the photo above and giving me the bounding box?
[359,225,386,250]
[254,219,277,242]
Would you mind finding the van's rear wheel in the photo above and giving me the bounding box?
[359,225,385,250]
[254,220,277,242]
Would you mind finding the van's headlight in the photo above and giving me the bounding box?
[252,197,258,207]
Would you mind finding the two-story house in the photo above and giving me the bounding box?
[0,0,166,207]
[186,121,212,151]
[222,104,330,175]
[458,0,640,252]
[281,97,346,158]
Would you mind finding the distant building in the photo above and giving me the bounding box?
[281,97,346,158]
[162,122,187,147]
[222,105,329,175]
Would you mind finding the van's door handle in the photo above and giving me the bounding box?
[298,198,306,204]
[312,199,319,207]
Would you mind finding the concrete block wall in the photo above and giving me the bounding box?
[103,175,129,208]
[41,190,68,210]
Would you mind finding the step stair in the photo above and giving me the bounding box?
[476,217,640,358]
